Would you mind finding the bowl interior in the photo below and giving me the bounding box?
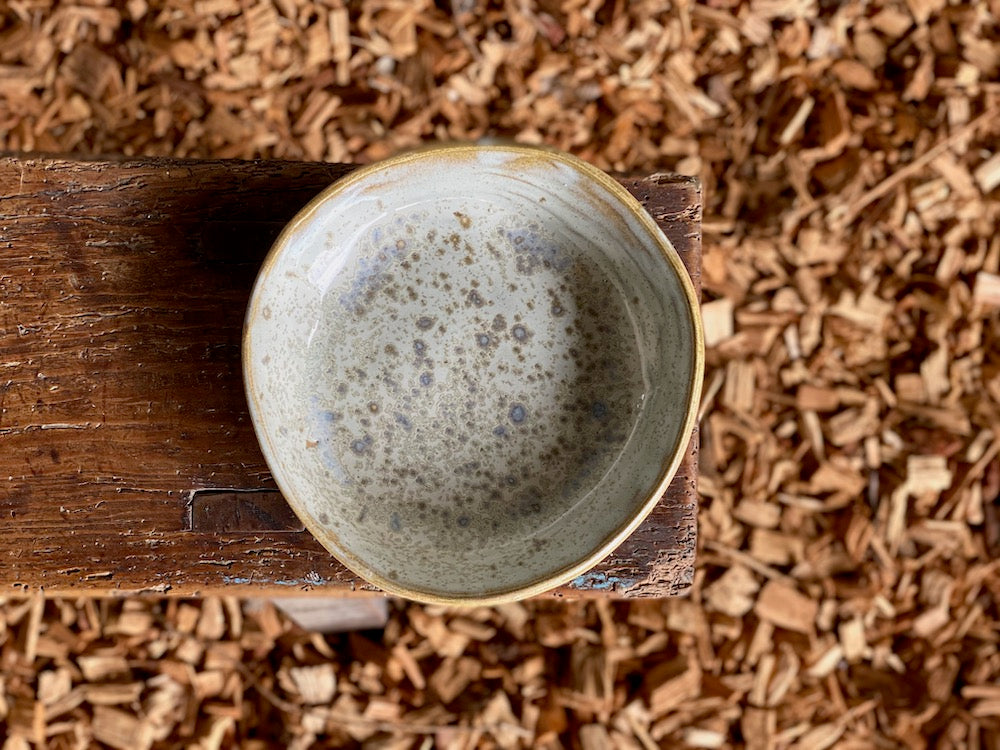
[244,146,700,602]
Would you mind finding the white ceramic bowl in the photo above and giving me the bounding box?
[243,144,703,604]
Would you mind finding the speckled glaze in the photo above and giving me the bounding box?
[243,144,704,605]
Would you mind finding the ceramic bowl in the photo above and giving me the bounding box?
[243,144,703,604]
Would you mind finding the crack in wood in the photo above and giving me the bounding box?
[185,488,304,533]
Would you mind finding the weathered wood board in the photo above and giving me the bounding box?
[0,156,700,597]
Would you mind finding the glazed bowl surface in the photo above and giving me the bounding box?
[243,144,703,604]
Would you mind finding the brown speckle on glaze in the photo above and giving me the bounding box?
[301,205,649,560]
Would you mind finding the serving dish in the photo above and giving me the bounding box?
[243,144,703,604]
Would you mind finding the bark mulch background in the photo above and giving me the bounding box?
[1,0,1000,747]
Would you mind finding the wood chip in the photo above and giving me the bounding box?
[196,598,226,641]
[790,721,843,750]
[749,529,804,566]
[830,60,878,91]
[838,617,867,662]
[722,360,756,413]
[806,643,843,678]
[973,271,1000,307]
[741,708,776,750]
[91,706,153,750]
[77,655,130,682]
[84,683,145,706]
[580,723,613,750]
[36,669,71,706]
[702,297,734,346]
[754,581,818,634]
[645,657,702,717]
[796,384,839,412]
[905,455,953,493]
[974,153,1000,193]
[288,664,336,705]
[733,500,782,529]
[683,727,727,748]
[704,565,761,617]
[429,656,481,704]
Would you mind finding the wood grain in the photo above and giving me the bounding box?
[0,156,700,597]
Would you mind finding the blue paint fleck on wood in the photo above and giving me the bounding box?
[223,574,328,587]
[571,571,637,591]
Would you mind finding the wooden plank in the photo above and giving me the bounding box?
[0,156,700,598]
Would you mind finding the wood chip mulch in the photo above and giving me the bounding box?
[2,0,1000,747]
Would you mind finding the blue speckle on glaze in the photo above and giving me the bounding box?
[509,404,527,423]
[351,435,374,454]
[339,240,407,312]
[506,226,574,274]
[390,512,401,532]
[308,396,351,484]
[420,372,433,386]
[591,401,608,419]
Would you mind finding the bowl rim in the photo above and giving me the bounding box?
[243,142,705,605]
